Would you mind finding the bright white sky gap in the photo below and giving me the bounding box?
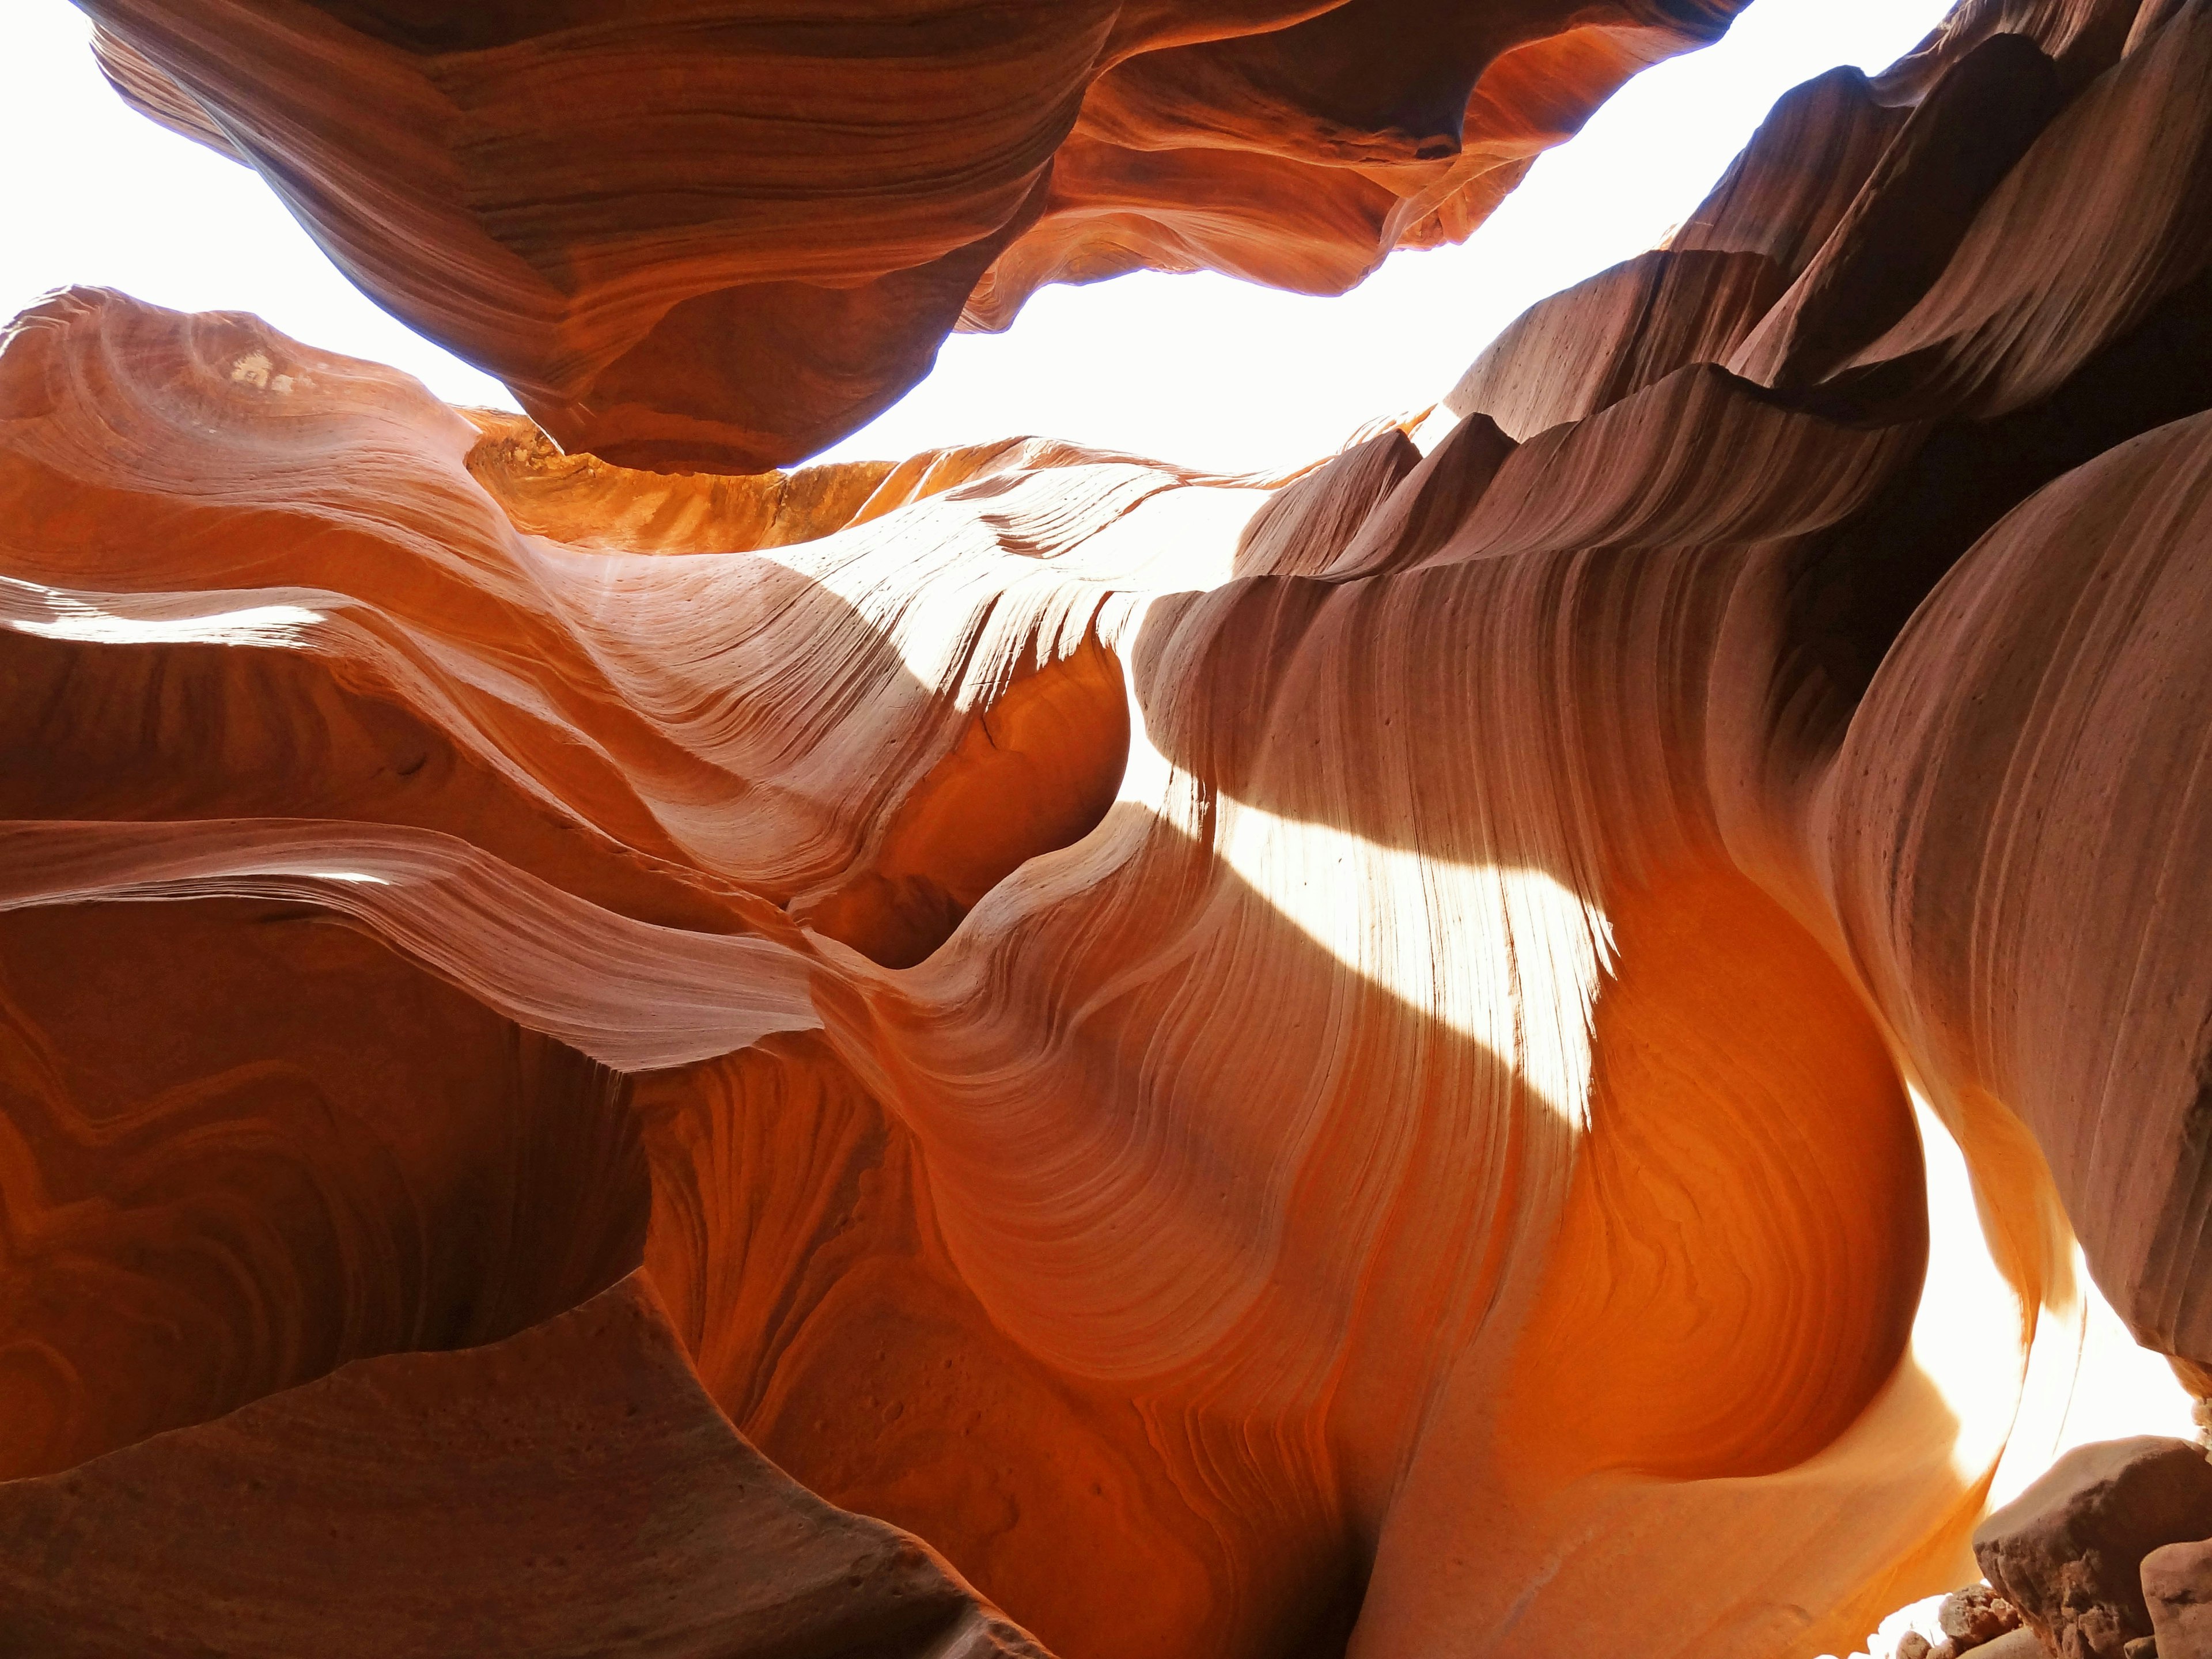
[3,0,1954,475]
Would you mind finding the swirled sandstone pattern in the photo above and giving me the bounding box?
[77,0,1743,472]
[6,0,2212,1653]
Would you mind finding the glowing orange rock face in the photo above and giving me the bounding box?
[6,0,2212,1654]
[79,0,1744,472]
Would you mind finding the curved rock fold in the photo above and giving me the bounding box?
[7,0,2212,1653]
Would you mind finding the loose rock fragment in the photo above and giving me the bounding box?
[2143,1537,2212,1659]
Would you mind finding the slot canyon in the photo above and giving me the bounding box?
[4,0,2212,1655]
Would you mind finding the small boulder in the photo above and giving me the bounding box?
[1974,1438,2212,1658]
[1942,1584,2025,1651]
[2143,1536,2212,1659]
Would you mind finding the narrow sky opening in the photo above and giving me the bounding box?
[3,0,1953,475]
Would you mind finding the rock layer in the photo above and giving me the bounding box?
[6,0,2212,1654]
[0,1272,1045,1658]
[77,0,1744,471]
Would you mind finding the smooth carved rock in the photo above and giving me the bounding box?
[0,895,651,1483]
[79,0,1747,473]
[6,0,2212,1652]
[1728,32,2066,391]
[1974,1440,2212,1659]
[0,1272,1050,1658]
[1444,245,1788,440]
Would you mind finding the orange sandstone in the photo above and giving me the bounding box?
[5,0,2212,1654]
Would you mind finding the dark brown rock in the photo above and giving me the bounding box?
[1944,1584,2027,1650]
[1974,1439,2212,1659]
[0,1272,1051,1659]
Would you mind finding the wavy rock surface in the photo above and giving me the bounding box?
[77,0,1744,472]
[6,0,2212,1654]
[0,1271,1045,1658]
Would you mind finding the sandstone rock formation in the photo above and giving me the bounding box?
[0,1274,1045,1658]
[77,0,1747,472]
[1975,1440,2212,1658]
[6,0,2212,1654]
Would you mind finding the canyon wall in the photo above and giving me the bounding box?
[4,0,2212,1654]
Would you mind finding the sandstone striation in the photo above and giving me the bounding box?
[6,0,2212,1654]
[76,0,1746,472]
[0,1272,1044,1658]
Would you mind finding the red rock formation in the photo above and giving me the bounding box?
[7,0,2212,1653]
[77,0,1745,472]
[0,1272,1046,1658]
